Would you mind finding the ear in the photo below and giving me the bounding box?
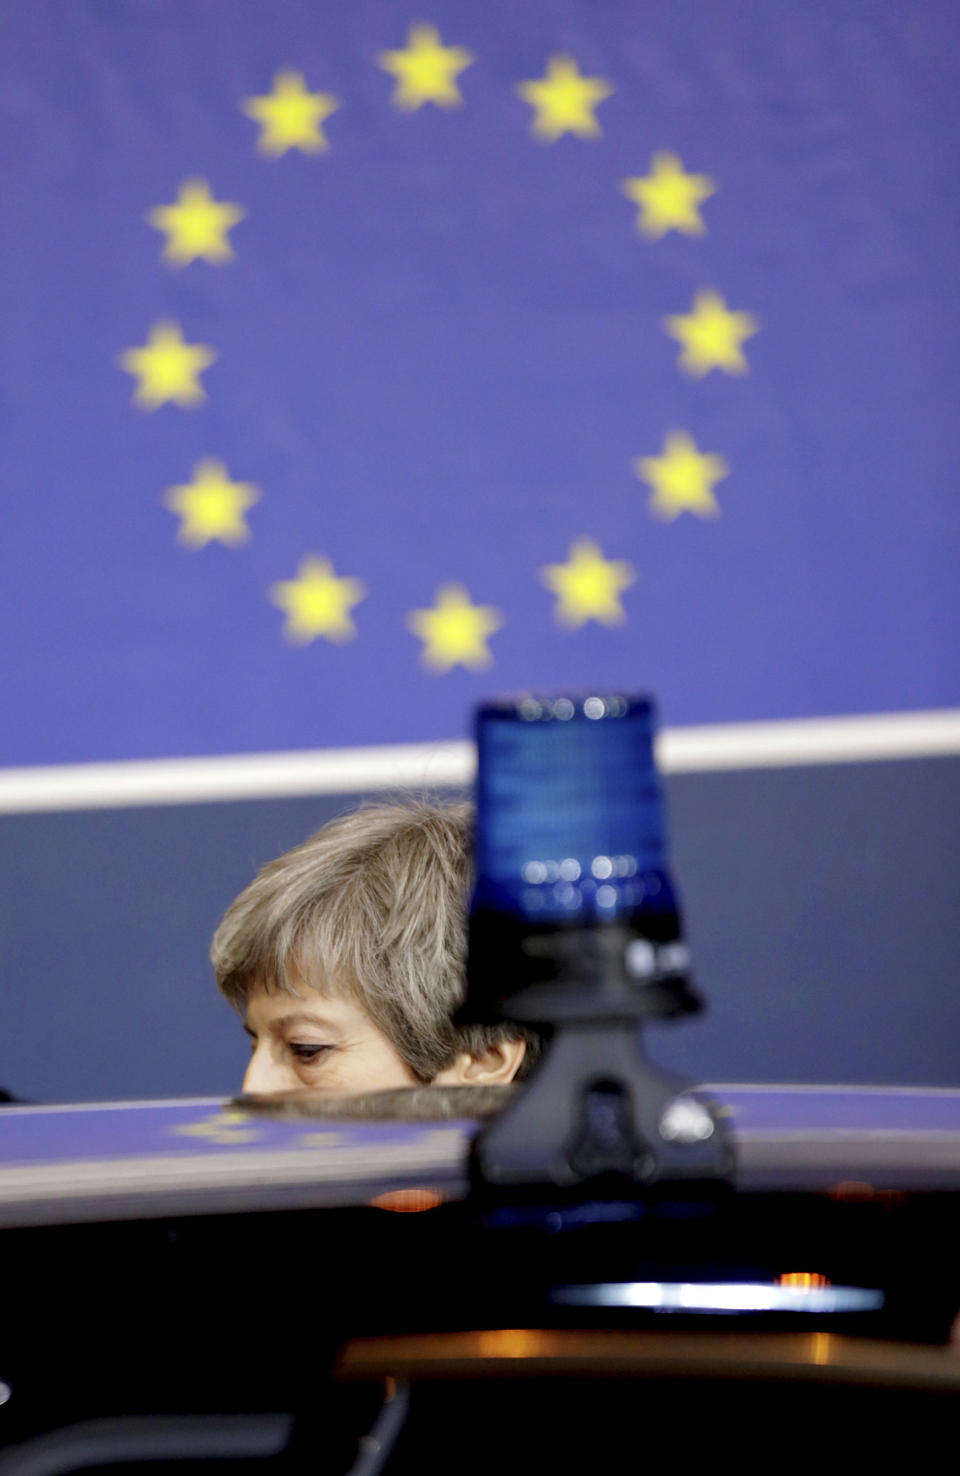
[432,1037,527,1086]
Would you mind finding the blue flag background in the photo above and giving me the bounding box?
[1,0,957,767]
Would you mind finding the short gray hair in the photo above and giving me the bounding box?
[210,800,539,1082]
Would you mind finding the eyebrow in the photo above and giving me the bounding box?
[243,1012,340,1037]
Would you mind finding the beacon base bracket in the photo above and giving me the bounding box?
[472,1017,734,1192]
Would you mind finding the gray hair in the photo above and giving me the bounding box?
[210,800,540,1082]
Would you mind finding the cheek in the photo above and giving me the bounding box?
[320,1039,418,1094]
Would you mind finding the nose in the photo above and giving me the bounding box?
[242,1042,294,1096]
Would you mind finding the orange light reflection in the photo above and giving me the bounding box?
[476,1330,549,1360]
[369,1187,446,1213]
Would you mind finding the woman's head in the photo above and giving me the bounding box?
[211,800,538,1095]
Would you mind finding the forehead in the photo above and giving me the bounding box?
[243,980,364,1034]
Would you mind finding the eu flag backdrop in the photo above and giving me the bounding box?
[1,1,957,767]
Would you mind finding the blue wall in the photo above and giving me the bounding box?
[1,6,956,1108]
[2,755,957,1102]
[1,2,958,767]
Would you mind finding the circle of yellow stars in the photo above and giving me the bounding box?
[118,22,759,672]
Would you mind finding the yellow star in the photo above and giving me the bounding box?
[118,321,216,409]
[621,152,716,238]
[242,71,341,155]
[540,539,635,628]
[516,56,614,141]
[270,556,366,643]
[407,584,503,671]
[147,179,245,265]
[634,430,730,519]
[377,24,475,110]
[664,288,759,377]
[174,1111,261,1145]
[163,460,260,548]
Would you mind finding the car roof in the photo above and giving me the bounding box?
[2,1084,959,1228]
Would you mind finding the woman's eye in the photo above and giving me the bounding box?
[289,1043,333,1064]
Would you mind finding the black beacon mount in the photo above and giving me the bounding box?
[459,693,733,1192]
